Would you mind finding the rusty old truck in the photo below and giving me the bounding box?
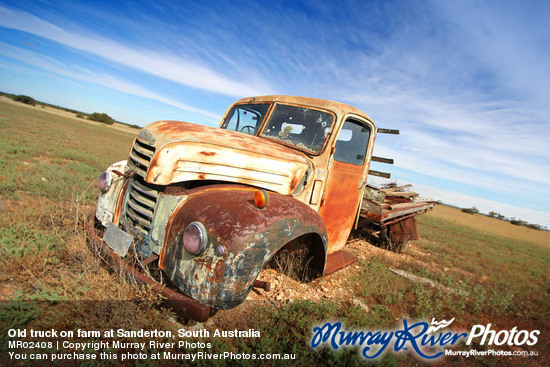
[87,95,433,321]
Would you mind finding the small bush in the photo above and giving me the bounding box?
[488,211,506,220]
[510,218,541,230]
[12,95,37,106]
[88,112,115,125]
[461,207,479,215]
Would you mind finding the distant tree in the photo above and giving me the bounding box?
[510,218,526,226]
[509,218,541,231]
[488,211,506,220]
[461,207,479,215]
[12,95,37,106]
[88,112,115,125]
[526,223,542,231]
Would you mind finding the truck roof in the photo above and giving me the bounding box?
[233,95,374,124]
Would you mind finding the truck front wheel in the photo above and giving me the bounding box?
[265,234,325,282]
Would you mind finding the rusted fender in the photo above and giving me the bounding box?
[389,216,419,242]
[159,186,328,310]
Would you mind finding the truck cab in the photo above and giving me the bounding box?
[219,96,376,253]
[91,95,396,319]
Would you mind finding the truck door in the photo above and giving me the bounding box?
[319,118,372,253]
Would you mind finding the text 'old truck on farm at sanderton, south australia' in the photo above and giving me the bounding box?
[87,95,434,321]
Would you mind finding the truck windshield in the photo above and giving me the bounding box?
[261,104,334,154]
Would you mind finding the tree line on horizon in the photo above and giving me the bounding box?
[460,206,544,231]
[2,91,140,129]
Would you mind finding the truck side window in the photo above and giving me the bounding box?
[334,119,371,165]
[221,104,270,135]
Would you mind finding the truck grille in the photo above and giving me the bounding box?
[123,178,159,236]
[129,136,156,178]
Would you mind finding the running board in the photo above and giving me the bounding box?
[324,251,358,276]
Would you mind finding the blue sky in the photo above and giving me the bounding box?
[1,0,549,227]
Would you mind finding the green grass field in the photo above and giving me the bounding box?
[1,98,548,366]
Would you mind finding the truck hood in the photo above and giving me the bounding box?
[130,120,310,195]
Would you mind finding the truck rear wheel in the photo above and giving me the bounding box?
[392,240,410,253]
[363,225,410,253]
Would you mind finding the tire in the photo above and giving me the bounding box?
[392,240,410,253]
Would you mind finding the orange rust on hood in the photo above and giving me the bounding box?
[144,121,310,195]
[147,120,308,162]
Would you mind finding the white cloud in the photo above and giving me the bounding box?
[0,41,220,124]
[1,1,548,221]
[0,5,273,98]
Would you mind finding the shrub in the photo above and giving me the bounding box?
[488,211,506,220]
[510,218,541,231]
[461,207,479,215]
[12,95,37,106]
[88,112,115,125]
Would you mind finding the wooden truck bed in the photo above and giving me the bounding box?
[360,184,434,226]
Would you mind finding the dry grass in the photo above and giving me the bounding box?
[0,98,142,303]
[0,95,139,134]
[1,98,548,366]
[428,204,550,247]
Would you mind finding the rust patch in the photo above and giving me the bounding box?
[200,151,216,156]
[165,185,188,196]
[324,250,358,276]
[290,177,298,190]
[113,179,129,225]
[390,217,419,242]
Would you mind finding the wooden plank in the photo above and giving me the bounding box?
[362,198,383,214]
[371,156,394,164]
[381,184,413,192]
[385,191,419,198]
[389,202,424,210]
[382,202,435,222]
[369,170,391,178]
[363,186,386,202]
[377,128,399,135]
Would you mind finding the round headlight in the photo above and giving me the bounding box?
[182,221,208,255]
[98,171,112,192]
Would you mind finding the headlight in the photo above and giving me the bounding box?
[182,221,208,255]
[97,171,112,192]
